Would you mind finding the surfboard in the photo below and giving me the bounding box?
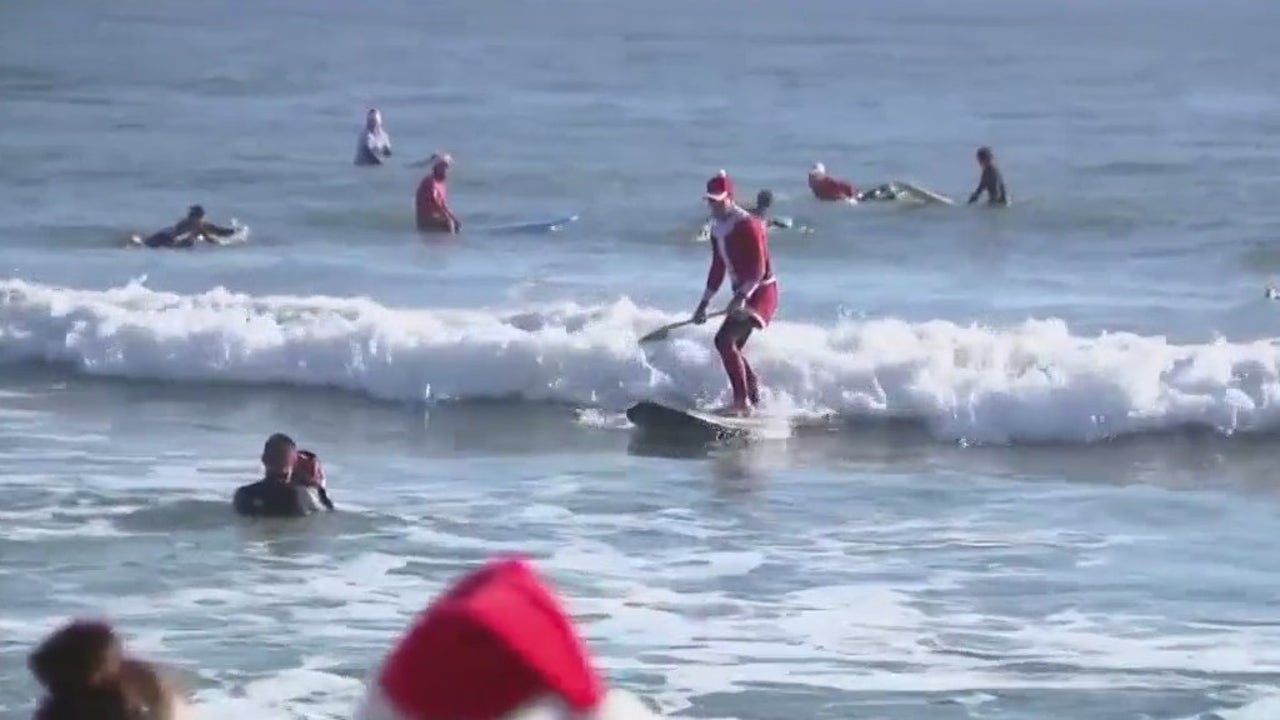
[625,400,783,440]
[481,215,579,235]
[893,180,955,206]
[694,216,806,242]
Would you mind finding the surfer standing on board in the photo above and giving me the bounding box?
[968,146,1010,206]
[692,171,779,416]
[415,153,460,233]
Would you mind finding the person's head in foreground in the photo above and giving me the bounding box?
[29,619,187,720]
[355,556,662,720]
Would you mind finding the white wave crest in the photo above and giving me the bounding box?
[3,277,1280,444]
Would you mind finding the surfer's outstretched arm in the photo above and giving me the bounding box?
[203,222,237,237]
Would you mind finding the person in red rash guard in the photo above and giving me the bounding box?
[806,162,859,202]
[691,170,779,416]
[415,153,460,233]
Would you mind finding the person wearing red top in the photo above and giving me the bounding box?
[415,153,460,233]
[807,162,858,202]
[692,170,779,416]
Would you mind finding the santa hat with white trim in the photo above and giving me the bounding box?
[355,557,662,720]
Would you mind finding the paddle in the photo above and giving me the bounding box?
[639,311,726,344]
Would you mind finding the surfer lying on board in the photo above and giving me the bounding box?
[807,163,899,203]
[692,171,778,416]
[807,163,857,202]
[968,146,1010,206]
[415,153,461,233]
[136,205,236,248]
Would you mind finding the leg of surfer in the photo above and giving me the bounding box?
[734,281,777,409]
[734,330,760,406]
[714,315,756,413]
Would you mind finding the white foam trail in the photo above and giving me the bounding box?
[4,277,1280,444]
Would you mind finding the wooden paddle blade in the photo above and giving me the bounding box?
[639,321,683,344]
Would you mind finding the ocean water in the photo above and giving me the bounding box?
[3,0,1280,718]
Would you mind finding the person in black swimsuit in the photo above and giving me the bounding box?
[141,205,237,248]
[232,433,333,518]
[968,146,1010,206]
[745,190,792,230]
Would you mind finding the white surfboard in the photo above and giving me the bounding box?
[894,180,955,206]
[480,214,579,235]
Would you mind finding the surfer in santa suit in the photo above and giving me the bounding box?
[808,163,898,203]
[415,153,461,233]
[692,170,778,416]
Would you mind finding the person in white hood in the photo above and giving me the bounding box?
[354,557,662,720]
[355,108,393,166]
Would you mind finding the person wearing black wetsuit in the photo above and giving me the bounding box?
[233,433,333,518]
[968,146,1010,206]
[857,183,899,202]
[142,205,237,248]
[746,190,792,230]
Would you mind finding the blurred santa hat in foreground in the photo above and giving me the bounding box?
[356,557,661,720]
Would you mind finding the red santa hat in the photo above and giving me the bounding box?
[703,169,734,201]
[355,557,661,720]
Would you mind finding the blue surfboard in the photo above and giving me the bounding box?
[480,214,580,235]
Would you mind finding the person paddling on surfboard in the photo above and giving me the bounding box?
[355,107,392,166]
[807,163,857,202]
[415,153,460,233]
[808,163,897,203]
[692,170,779,417]
[968,146,1010,206]
[135,205,237,248]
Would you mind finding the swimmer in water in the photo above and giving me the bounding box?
[137,205,236,249]
[355,107,392,166]
[746,190,792,230]
[967,146,1010,206]
[232,433,332,518]
[415,153,460,233]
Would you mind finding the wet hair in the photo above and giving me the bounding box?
[262,432,297,472]
[187,205,205,219]
[976,146,994,162]
[29,620,183,720]
[756,189,773,205]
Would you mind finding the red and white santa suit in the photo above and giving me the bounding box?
[807,162,857,202]
[354,557,661,720]
[700,171,779,409]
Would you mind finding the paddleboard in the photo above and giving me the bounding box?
[626,400,782,440]
[893,180,955,206]
[481,214,579,235]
